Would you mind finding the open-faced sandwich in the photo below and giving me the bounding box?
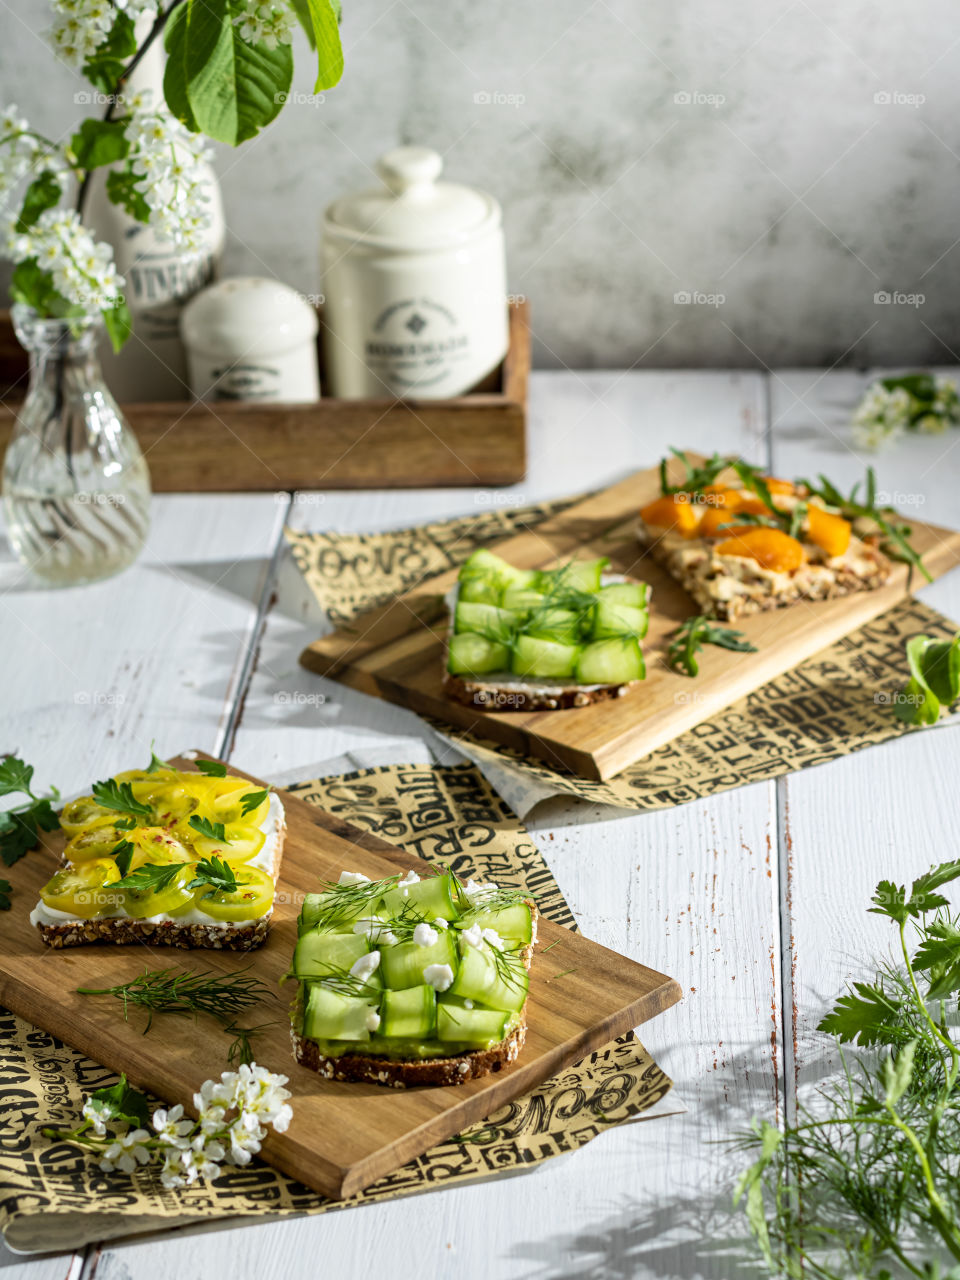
[290,868,537,1087]
[30,760,285,950]
[638,452,902,622]
[442,549,650,711]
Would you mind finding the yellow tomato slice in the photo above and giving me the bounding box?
[40,857,121,918]
[211,785,269,827]
[121,863,196,919]
[131,827,193,867]
[193,863,274,921]
[129,781,199,826]
[188,821,265,865]
[59,796,116,838]
[64,824,131,863]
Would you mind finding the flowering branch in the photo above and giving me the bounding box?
[45,1063,293,1188]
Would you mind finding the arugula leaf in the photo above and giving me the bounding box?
[731,461,778,516]
[111,840,135,879]
[817,980,909,1047]
[92,778,152,819]
[668,615,758,677]
[659,449,732,497]
[196,760,227,778]
[892,633,960,726]
[0,880,11,911]
[188,816,229,842]
[189,855,237,897]
[240,789,269,817]
[107,862,182,893]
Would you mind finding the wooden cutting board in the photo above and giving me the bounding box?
[0,756,681,1201]
[299,454,960,781]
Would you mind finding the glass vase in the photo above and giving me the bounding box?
[2,304,151,587]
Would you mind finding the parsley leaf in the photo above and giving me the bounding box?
[188,816,229,842]
[0,756,34,798]
[817,980,909,1048]
[145,745,174,774]
[189,856,237,897]
[667,615,758,677]
[239,789,269,817]
[107,862,182,892]
[0,879,11,911]
[92,778,152,819]
[111,840,135,879]
[891,632,960,726]
[196,760,228,778]
[0,757,61,874]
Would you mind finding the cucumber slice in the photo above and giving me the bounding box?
[458,575,501,605]
[303,985,377,1042]
[436,1000,510,1047]
[460,901,532,946]
[379,929,459,990]
[450,942,529,1012]
[544,557,608,593]
[447,633,510,677]
[525,606,585,645]
[599,582,649,609]
[575,636,645,685]
[454,601,518,643]
[591,600,649,640]
[500,585,546,615]
[294,930,369,978]
[381,872,459,921]
[380,985,437,1037]
[511,634,580,680]
[460,550,538,589]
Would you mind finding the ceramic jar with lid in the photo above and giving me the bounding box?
[180,277,320,403]
[322,146,508,400]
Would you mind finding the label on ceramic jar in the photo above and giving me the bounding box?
[125,246,219,342]
[208,362,282,401]
[364,297,471,392]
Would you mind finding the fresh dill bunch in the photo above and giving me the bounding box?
[77,966,273,1032]
[307,874,401,929]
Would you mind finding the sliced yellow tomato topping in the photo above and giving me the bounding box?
[131,826,193,867]
[59,796,116,838]
[40,857,121,918]
[64,824,131,863]
[211,786,269,827]
[192,863,274,921]
[188,821,266,865]
[121,863,196,919]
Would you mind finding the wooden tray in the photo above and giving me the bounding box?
[299,455,960,780]
[0,303,529,491]
[0,755,681,1201]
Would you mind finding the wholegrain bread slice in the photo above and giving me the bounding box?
[33,810,287,952]
[294,902,539,1087]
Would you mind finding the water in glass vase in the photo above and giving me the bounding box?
[3,306,151,587]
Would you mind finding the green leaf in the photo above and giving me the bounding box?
[188,854,237,896]
[87,1073,151,1129]
[894,635,941,725]
[145,746,174,775]
[240,789,269,816]
[82,11,137,94]
[913,920,960,999]
[882,1039,916,1107]
[920,635,960,706]
[105,167,151,224]
[70,118,129,170]
[167,0,293,147]
[907,859,960,909]
[303,0,344,90]
[17,172,62,231]
[0,879,11,911]
[732,1120,781,1268]
[817,980,907,1047]
[103,295,132,354]
[667,615,757,677]
[107,862,182,892]
[8,259,72,316]
[188,815,229,842]
[196,760,228,778]
[880,373,937,402]
[112,841,135,879]
[0,756,34,799]
[92,778,152,819]
[869,878,909,924]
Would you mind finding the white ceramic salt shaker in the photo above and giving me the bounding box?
[322,146,508,399]
[180,277,320,403]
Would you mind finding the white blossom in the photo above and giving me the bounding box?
[82,1096,114,1136]
[122,101,213,251]
[49,0,115,66]
[151,1103,193,1149]
[234,0,296,50]
[99,1128,152,1173]
[3,206,124,310]
[852,385,912,450]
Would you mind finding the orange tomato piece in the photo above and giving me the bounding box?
[639,494,701,537]
[715,527,805,573]
[762,476,795,495]
[699,498,768,538]
[806,503,851,558]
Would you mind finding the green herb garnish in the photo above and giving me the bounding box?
[659,448,733,496]
[91,777,152,819]
[890,631,960,725]
[667,615,757,677]
[145,744,175,775]
[735,858,960,1276]
[77,965,272,1033]
[188,855,237,897]
[188,815,229,842]
[240,789,269,817]
[196,760,228,778]
[224,1019,275,1067]
[308,874,402,929]
[111,840,135,879]
[0,755,60,872]
[106,862,182,893]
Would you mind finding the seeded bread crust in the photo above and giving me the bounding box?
[295,903,539,1088]
[442,671,637,712]
[34,814,287,951]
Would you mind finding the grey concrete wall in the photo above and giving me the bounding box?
[2,0,958,368]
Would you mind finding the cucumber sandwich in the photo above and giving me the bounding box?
[443,550,650,711]
[290,868,538,1087]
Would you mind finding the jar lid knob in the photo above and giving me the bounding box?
[376,146,443,199]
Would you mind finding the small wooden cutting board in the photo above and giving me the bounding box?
[0,757,681,1200]
[299,455,960,780]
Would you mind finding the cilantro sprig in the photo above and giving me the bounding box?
[667,615,758,677]
[91,777,152,819]
[189,856,237,898]
[0,755,60,875]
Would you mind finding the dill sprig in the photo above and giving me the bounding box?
[292,962,380,1000]
[487,942,528,992]
[458,886,534,919]
[224,1019,275,1067]
[77,965,273,1032]
[306,874,401,929]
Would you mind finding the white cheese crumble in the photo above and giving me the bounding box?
[350,950,381,982]
[413,922,438,948]
[398,870,420,885]
[352,916,397,944]
[434,917,448,929]
[423,963,454,992]
[464,999,474,1010]
[339,870,370,885]
[482,928,504,950]
[460,923,483,948]
[365,1009,381,1032]
[463,878,498,903]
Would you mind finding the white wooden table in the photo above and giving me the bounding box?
[4,369,960,1280]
